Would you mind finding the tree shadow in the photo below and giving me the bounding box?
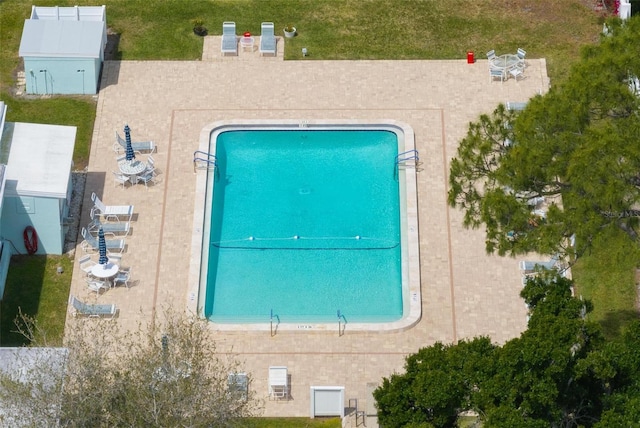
[599,309,640,340]
[105,31,121,61]
[0,255,46,346]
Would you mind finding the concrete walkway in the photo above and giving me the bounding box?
[67,38,549,421]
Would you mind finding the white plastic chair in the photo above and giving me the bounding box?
[107,253,122,265]
[490,68,505,83]
[113,267,131,289]
[112,171,130,188]
[486,49,496,60]
[516,48,526,68]
[85,278,109,295]
[78,254,96,277]
[136,171,157,189]
[509,67,524,81]
[144,155,158,177]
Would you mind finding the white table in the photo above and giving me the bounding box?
[118,159,147,183]
[240,36,254,51]
[490,54,520,73]
[91,263,119,287]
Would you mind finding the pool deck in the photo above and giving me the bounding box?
[68,36,550,421]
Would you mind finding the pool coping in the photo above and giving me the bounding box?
[188,119,421,332]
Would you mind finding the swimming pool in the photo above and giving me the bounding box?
[190,121,420,331]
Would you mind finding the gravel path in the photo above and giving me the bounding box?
[63,171,86,256]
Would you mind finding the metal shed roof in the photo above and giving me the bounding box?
[19,19,105,58]
[0,102,6,135]
[30,5,106,21]
[4,122,75,199]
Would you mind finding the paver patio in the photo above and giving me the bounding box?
[67,37,549,420]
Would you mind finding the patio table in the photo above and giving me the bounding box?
[90,262,119,287]
[118,159,147,183]
[240,36,255,52]
[490,54,520,72]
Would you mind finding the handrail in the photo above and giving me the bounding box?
[270,309,280,337]
[194,156,216,165]
[194,150,215,159]
[395,149,419,164]
[337,310,347,336]
[193,150,217,172]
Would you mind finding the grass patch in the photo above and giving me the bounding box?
[0,0,603,171]
[0,255,73,346]
[571,226,640,339]
[2,0,602,84]
[238,417,341,428]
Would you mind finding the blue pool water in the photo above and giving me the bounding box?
[204,129,403,323]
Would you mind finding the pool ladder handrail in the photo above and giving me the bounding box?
[270,309,280,337]
[193,150,217,172]
[337,309,347,336]
[348,398,366,427]
[395,149,420,167]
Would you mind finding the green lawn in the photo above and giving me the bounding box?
[0,0,634,353]
[0,255,73,346]
[238,417,341,428]
[571,226,640,339]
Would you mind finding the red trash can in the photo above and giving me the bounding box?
[467,51,475,64]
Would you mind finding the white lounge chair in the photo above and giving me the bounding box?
[228,372,248,400]
[259,22,276,56]
[268,366,288,399]
[114,130,156,154]
[221,21,237,55]
[70,296,117,318]
[88,210,130,236]
[90,192,134,222]
[519,255,559,273]
[506,101,528,111]
[81,227,125,254]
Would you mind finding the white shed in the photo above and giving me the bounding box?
[0,118,75,256]
[19,5,107,95]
